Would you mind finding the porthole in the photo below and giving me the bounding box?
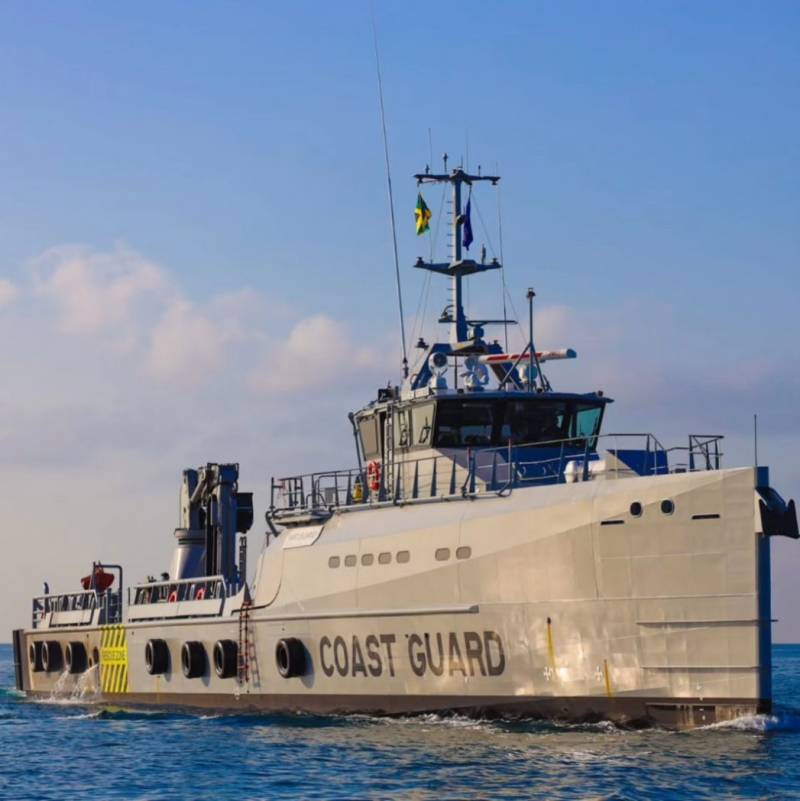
[361,553,374,566]
[661,499,675,515]
[328,556,340,568]
[435,548,450,562]
[378,552,392,565]
[396,550,410,564]
[344,555,357,567]
[456,546,472,560]
[630,502,643,517]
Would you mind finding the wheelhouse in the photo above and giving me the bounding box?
[354,392,610,464]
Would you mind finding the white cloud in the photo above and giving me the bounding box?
[147,299,248,386]
[0,278,19,307]
[248,314,382,394]
[33,243,169,342]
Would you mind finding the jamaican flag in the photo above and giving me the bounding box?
[415,193,431,235]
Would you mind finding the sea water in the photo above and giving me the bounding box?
[1,643,798,800]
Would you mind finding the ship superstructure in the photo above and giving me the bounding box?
[12,160,799,728]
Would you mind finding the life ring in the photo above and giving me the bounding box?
[367,460,381,492]
[167,590,178,603]
[194,587,205,601]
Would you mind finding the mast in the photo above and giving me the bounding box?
[413,162,503,351]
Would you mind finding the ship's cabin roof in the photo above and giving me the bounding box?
[354,390,610,461]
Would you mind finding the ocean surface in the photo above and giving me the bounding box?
[1,644,799,801]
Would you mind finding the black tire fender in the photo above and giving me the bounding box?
[65,641,87,674]
[42,640,63,673]
[29,641,44,672]
[145,639,170,675]
[181,641,206,679]
[275,637,306,678]
[213,639,238,679]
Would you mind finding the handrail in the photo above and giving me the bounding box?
[129,574,230,606]
[268,431,723,519]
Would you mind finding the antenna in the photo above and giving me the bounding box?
[370,8,409,378]
[754,413,759,467]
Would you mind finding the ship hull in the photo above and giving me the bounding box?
[15,466,774,730]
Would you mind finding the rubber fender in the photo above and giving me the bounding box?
[275,637,306,678]
[65,641,87,674]
[213,639,238,679]
[42,640,63,673]
[29,641,44,673]
[181,641,206,679]
[145,639,170,675]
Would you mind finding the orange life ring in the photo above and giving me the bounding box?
[195,587,206,601]
[167,590,178,603]
[366,460,381,492]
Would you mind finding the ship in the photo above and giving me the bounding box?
[11,160,799,729]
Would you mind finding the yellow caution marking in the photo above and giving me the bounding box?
[603,659,613,698]
[546,617,557,671]
[100,624,128,694]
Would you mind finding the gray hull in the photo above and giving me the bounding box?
[15,466,775,729]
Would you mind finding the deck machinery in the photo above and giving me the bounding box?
[12,161,799,728]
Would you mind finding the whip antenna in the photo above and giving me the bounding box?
[371,8,409,378]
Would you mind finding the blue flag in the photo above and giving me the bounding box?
[462,196,474,251]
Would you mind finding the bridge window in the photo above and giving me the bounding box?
[435,401,494,447]
[456,546,472,560]
[396,550,410,564]
[501,401,566,446]
[378,552,392,564]
[328,556,340,568]
[361,553,374,566]
[412,402,435,447]
[569,404,603,444]
[435,548,450,561]
[344,555,357,567]
[358,416,380,460]
[431,398,605,449]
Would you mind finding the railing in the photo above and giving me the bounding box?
[268,432,723,521]
[127,575,234,622]
[129,575,231,606]
[31,589,123,629]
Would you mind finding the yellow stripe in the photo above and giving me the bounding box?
[99,625,128,694]
[546,618,556,671]
[603,659,614,697]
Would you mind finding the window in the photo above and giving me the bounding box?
[456,546,471,560]
[630,502,643,517]
[344,555,357,567]
[358,417,380,460]
[435,548,450,561]
[568,404,603,446]
[378,552,392,564]
[435,401,494,447]
[428,398,605,449]
[361,554,374,566]
[661,500,675,515]
[394,409,412,449]
[328,556,340,568]
[500,401,566,446]
[396,550,410,564]
[411,402,435,447]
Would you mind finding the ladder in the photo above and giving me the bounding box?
[237,601,253,686]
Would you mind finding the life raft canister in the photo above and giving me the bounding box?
[367,460,381,492]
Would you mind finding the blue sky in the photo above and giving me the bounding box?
[1,1,799,637]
